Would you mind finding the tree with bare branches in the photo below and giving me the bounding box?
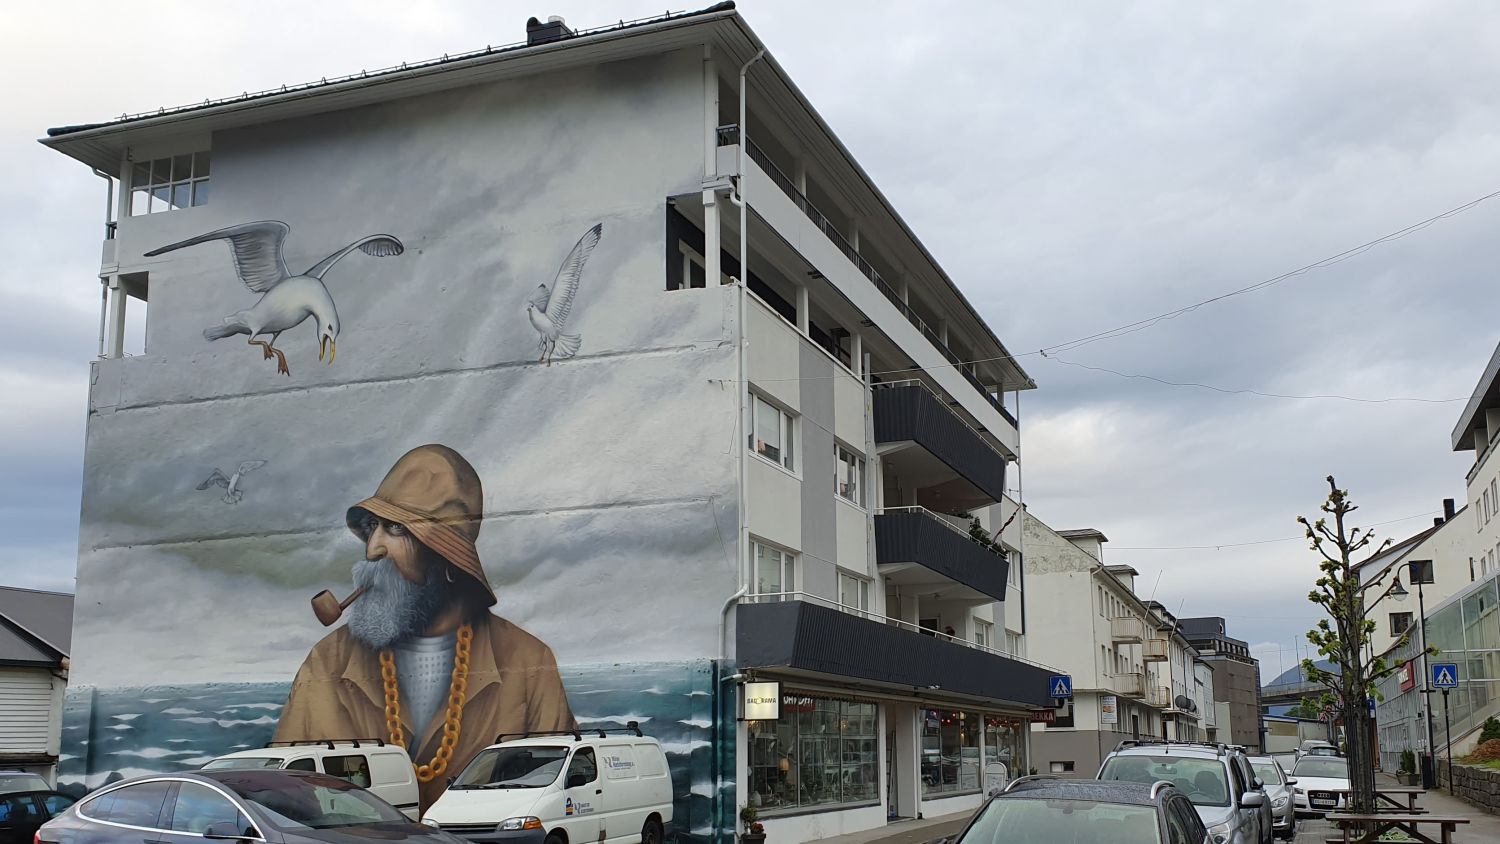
[1298,476,1423,817]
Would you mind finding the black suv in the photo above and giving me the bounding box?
[936,776,1210,844]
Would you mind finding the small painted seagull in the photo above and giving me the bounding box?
[197,460,267,504]
[144,221,404,376]
[526,223,601,366]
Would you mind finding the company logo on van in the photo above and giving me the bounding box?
[564,797,593,816]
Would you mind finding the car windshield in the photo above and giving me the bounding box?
[1098,755,1231,807]
[451,746,570,789]
[1292,758,1348,779]
[960,797,1161,844]
[217,773,408,830]
[1306,748,1340,756]
[1251,762,1283,785]
[202,757,285,770]
[0,773,49,793]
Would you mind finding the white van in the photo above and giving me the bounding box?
[423,728,673,844]
[201,739,420,818]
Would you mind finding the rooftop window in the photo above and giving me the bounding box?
[129,151,209,215]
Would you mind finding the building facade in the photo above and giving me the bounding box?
[0,587,72,785]
[43,7,1058,840]
[1179,617,1262,751]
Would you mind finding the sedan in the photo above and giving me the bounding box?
[1248,757,1295,840]
[38,769,464,844]
[1289,756,1348,816]
[0,791,75,844]
[936,776,1208,844]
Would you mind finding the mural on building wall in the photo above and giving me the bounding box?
[143,220,405,375]
[526,223,601,365]
[275,443,575,807]
[195,460,266,505]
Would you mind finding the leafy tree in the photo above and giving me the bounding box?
[1288,696,1325,720]
[1298,477,1428,817]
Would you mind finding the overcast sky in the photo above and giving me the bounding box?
[5,1,1499,683]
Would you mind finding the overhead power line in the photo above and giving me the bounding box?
[1042,354,1469,404]
[1109,510,1440,551]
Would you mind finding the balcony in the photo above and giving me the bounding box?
[1110,672,1145,698]
[1110,616,1145,643]
[875,507,1009,603]
[728,130,1020,436]
[875,381,1009,508]
[736,596,1059,709]
[1146,686,1171,708]
[1142,638,1169,662]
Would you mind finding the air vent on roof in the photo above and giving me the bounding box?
[527,15,574,46]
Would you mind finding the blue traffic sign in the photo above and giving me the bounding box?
[1050,675,1073,699]
[1367,696,1377,716]
[1432,663,1459,689]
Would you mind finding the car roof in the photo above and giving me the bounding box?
[1108,744,1227,760]
[485,733,660,749]
[1002,778,1161,806]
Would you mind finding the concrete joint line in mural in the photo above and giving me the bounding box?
[144,221,405,376]
[195,459,267,504]
[526,223,601,365]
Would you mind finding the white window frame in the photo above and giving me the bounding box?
[834,442,866,507]
[751,539,797,600]
[837,571,871,614]
[749,392,797,473]
[974,619,993,649]
[129,151,210,216]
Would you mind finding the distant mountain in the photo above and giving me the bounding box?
[1264,660,1337,689]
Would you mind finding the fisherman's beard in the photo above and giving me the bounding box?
[345,559,450,650]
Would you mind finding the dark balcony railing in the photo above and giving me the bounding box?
[736,598,1058,708]
[875,507,1009,602]
[737,132,1015,425]
[874,381,1009,502]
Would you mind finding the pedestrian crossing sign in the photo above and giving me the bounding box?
[1432,663,1459,689]
[1049,675,1073,699]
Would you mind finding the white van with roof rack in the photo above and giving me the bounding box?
[200,738,419,818]
[423,723,672,844]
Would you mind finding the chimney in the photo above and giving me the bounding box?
[1444,498,1457,521]
[526,15,574,46]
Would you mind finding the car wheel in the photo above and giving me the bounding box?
[545,834,567,844]
[641,816,664,844]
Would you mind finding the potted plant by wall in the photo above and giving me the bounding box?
[1396,748,1419,786]
[740,805,766,843]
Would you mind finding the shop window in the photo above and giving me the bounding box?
[751,541,796,600]
[921,709,980,797]
[1047,699,1075,728]
[129,151,209,215]
[835,443,865,506]
[747,694,878,813]
[750,392,796,471]
[982,715,1027,780]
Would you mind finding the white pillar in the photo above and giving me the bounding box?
[703,190,721,289]
[898,276,910,304]
[795,281,809,335]
[105,276,126,359]
[703,49,719,179]
[794,159,807,195]
[850,219,860,252]
[851,332,863,377]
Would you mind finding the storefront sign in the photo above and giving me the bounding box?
[742,681,781,720]
[1101,695,1118,725]
[1029,709,1056,723]
[1398,660,1416,692]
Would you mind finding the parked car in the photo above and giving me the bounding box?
[202,738,419,818]
[1248,757,1296,840]
[36,769,462,844]
[0,790,75,844]
[1295,740,1339,758]
[1098,740,1269,844]
[0,772,48,796]
[933,776,1207,844]
[423,729,672,843]
[1289,755,1348,816]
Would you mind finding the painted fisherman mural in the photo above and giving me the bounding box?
[274,444,576,807]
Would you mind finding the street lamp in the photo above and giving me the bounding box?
[1407,559,1436,788]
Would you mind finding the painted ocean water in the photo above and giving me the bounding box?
[61,660,728,841]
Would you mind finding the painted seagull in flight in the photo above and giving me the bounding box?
[197,460,267,505]
[526,223,601,366]
[144,221,404,375]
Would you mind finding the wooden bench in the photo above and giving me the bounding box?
[1324,811,1468,844]
[1305,787,1427,813]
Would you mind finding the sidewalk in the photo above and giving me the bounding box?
[810,811,970,844]
[1372,772,1500,843]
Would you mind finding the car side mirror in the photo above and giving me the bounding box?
[202,823,249,841]
[567,774,588,789]
[1240,792,1265,808]
[1285,778,1297,786]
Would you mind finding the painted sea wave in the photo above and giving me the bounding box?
[62,660,726,841]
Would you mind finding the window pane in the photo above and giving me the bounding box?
[782,411,794,469]
[131,161,151,190]
[172,183,192,209]
[324,754,371,787]
[173,154,194,182]
[193,151,211,177]
[192,179,210,207]
[151,159,172,185]
[755,544,780,595]
[151,185,171,213]
[754,397,781,462]
[170,782,244,835]
[92,781,171,827]
[131,188,151,217]
[784,556,795,596]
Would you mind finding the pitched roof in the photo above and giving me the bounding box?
[0,586,72,667]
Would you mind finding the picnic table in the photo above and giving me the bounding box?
[1324,811,1468,844]
[1305,786,1426,813]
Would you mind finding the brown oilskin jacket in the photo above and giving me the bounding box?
[273,613,576,809]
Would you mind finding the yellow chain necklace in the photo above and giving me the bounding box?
[379,623,473,783]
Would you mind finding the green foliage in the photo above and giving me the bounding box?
[1480,716,1500,744]
[1399,748,1416,774]
[1289,697,1325,720]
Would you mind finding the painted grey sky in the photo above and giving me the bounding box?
[5,1,1500,682]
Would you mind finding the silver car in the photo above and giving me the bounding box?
[1249,756,1296,840]
[1098,741,1269,844]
